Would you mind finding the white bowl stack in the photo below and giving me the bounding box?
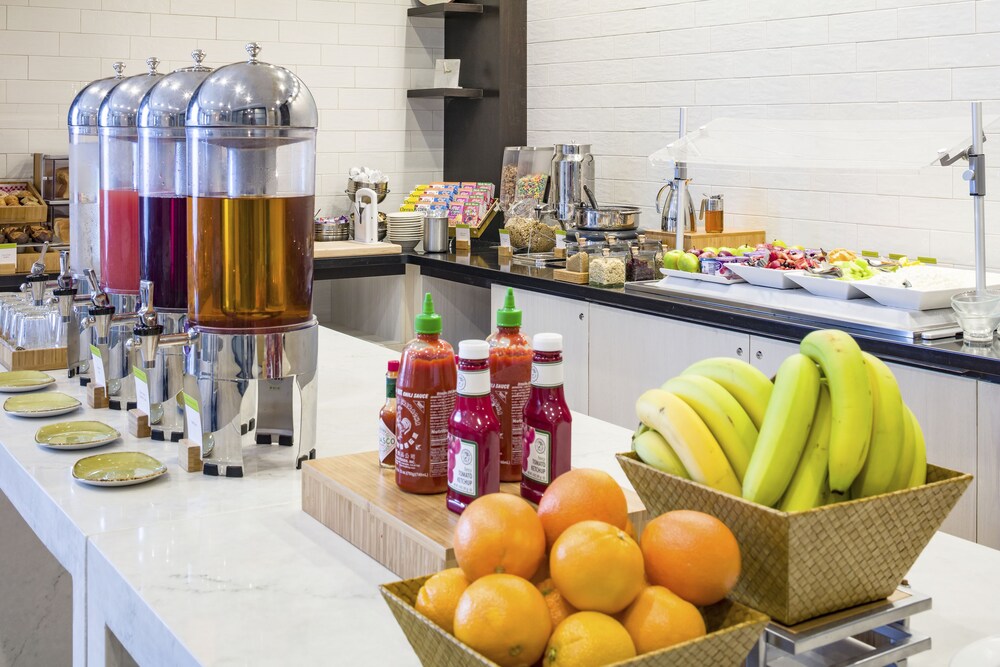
[386,211,425,251]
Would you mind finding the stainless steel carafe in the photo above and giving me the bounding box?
[548,143,594,225]
[656,176,696,234]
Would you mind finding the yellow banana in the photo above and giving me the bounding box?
[742,353,821,507]
[662,375,757,483]
[799,329,873,494]
[887,404,916,492]
[906,406,927,488]
[632,427,690,479]
[851,353,904,499]
[631,423,649,451]
[635,389,741,496]
[681,357,773,430]
[779,383,832,512]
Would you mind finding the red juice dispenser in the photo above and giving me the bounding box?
[133,43,318,477]
[133,50,213,440]
[94,57,163,410]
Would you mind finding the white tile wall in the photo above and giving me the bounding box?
[0,0,443,217]
[527,0,1000,267]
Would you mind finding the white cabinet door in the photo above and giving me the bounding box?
[490,285,590,414]
[749,335,799,377]
[888,362,977,542]
[977,380,1000,549]
[587,304,750,430]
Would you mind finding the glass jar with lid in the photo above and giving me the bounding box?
[565,238,602,273]
[626,234,664,282]
[589,246,627,289]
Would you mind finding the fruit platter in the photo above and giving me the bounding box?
[619,329,972,624]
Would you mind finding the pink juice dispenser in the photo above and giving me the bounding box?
[93,57,163,410]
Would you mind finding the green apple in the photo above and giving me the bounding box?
[772,239,787,248]
[792,244,805,251]
[677,252,700,273]
[735,244,754,256]
[701,246,719,255]
[718,246,735,255]
[662,249,685,270]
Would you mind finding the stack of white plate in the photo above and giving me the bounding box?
[386,211,425,251]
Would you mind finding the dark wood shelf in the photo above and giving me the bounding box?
[407,87,484,99]
[407,3,483,17]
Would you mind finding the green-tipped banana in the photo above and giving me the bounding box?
[742,353,821,507]
[635,389,742,496]
[779,383,832,512]
[887,405,916,492]
[662,375,757,483]
[851,353,904,499]
[631,423,649,451]
[799,330,873,494]
[632,427,690,479]
[681,357,773,430]
[906,406,927,488]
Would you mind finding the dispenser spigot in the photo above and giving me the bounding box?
[57,251,73,290]
[21,273,50,306]
[84,268,110,309]
[131,280,164,369]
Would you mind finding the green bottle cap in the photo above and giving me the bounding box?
[496,287,522,328]
[414,293,442,334]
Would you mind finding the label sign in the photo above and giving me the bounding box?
[0,243,15,268]
[555,230,567,249]
[456,224,471,244]
[499,228,511,249]
[133,366,151,415]
[89,344,106,388]
[183,392,203,448]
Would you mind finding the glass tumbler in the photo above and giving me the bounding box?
[16,308,52,349]
[952,289,1000,345]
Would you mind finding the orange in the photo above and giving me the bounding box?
[537,469,629,547]
[535,577,577,628]
[543,611,636,667]
[453,494,546,581]
[414,568,469,634]
[454,573,552,667]
[640,510,741,606]
[550,520,645,614]
[619,586,706,654]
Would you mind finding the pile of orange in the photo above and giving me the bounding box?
[413,469,743,667]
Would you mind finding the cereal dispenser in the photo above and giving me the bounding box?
[64,61,127,383]
[133,43,318,476]
[132,50,212,440]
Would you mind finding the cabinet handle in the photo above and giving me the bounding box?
[756,350,763,360]
[579,312,584,321]
[736,347,743,357]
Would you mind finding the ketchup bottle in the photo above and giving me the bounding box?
[487,288,532,482]
[521,333,572,504]
[395,294,457,494]
[447,340,501,514]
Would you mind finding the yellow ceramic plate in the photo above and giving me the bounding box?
[71,451,167,487]
[36,421,121,450]
[0,370,56,393]
[3,392,81,417]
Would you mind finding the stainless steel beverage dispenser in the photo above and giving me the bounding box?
[94,57,163,410]
[133,43,318,477]
[132,50,212,440]
[64,62,127,383]
[547,143,594,226]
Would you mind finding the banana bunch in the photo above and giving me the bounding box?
[632,329,928,510]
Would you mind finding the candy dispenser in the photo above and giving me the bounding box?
[132,50,212,440]
[133,43,318,477]
[95,57,163,409]
[64,62,127,383]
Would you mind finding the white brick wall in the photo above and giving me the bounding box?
[527,0,1000,267]
[0,0,443,216]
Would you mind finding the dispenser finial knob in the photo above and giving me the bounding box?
[112,61,126,77]
[191,49,206,65]
[246,42,261,62]
[146,56,160,74]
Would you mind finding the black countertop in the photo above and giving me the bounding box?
[7,249,998,382]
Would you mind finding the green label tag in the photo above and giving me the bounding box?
[183,392,199,412]
[89,344,101,360]
[0,243,15,249]
[132,366,147,383]
[861,250,879,258]
[888,253,905,260]
[917,256,937,264]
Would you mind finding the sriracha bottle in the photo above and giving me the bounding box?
[487,288,532,482]
[446,340,501,514]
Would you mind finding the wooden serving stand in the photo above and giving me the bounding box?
[302,452,649,580]
[644,228,766,250]
[314,240,401,258]
[0,340,67,371]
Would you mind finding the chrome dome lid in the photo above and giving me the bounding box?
[186,42,317,129]
[67,62,127,128]
[138,51,213,129]
[98,57,164,129]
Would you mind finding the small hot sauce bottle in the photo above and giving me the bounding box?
[520,333,572,504]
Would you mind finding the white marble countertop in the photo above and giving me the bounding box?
[1,327,997,666]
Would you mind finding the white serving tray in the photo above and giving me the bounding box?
[727,263,804,289]
[660,268,745,285]
[853,267,1000,310]
[785,273,870,300]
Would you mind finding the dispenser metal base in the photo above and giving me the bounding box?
[146,309,187,440]
[745,589,931,667]
[184,318,318,477]
[104,293,139,411]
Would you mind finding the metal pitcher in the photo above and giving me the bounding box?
[655,179,696,233]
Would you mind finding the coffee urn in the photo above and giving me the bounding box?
[548,143,594,226]
[95,57,163,410]
[134,43,318,477]
[132,50,213,440]
[64,62,127,383]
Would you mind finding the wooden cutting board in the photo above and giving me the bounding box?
[314,240,402,258]
[302,452,649,579]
